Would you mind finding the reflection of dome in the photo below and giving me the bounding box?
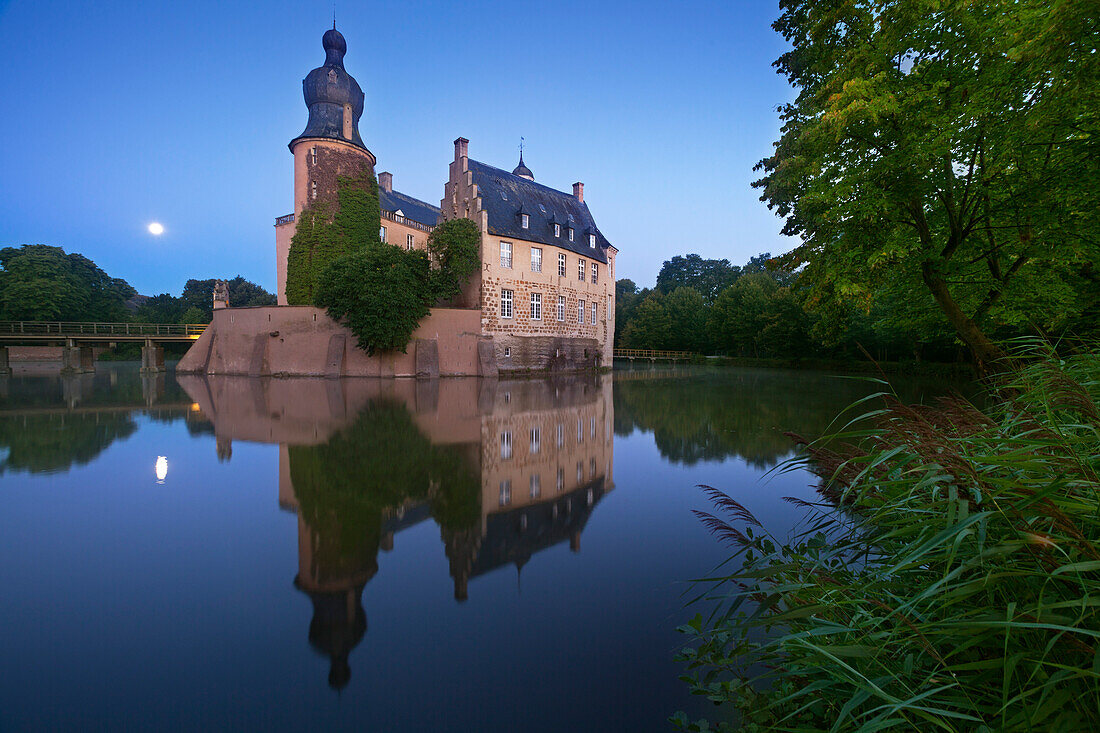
[296,580,367,691]
[290,27,367,150]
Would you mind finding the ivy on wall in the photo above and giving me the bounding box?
[285,163,381,305]
[315,218,482,355]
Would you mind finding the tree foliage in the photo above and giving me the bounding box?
[656,254,740,302]
[755,0,1100,370]
[286,163,381,305]
[426,218,481,303]
[0,245,135,321]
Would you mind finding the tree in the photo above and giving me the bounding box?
[134,293,186,324]
[664,286,708,352]
[286,163,381,305]
[621,292,672,349]
[426,218,480,303]
[656,254,740,302]
[181,276,275,321]
[0,245,135,322]
[755,0,1100,371]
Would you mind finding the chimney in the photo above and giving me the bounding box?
[378,171,393,193]
[572,182,584,203]
[454,137,469,160]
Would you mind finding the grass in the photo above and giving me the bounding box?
[673,341,1100,732]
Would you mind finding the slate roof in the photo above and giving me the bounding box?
[469,159,612,264]
[380,188,441,229]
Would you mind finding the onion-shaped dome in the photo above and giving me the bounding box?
[290,28,367,150]
[512,153,534,181]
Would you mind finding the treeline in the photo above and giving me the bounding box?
[615,252,1096,364]
[0,244,275,324]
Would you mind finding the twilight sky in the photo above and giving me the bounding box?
[0,0,795,296]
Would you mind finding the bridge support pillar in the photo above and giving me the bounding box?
[140,342,165,374]
[61,344,94,374]
[0,346,10,376]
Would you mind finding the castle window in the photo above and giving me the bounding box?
[578,259,585,281]
[591,263,598,283]
[379,225,387,241]
[556,423,564,448]
[501,431,512,460]
[530,292,542,321]
[577,418,583,442]
[499,479,511,506]
[558,253,566,277]
[557,295,565,322]
[521,213,529,229]
[531,247,542,273]
[568,227,574,242]
[406,233,414,251]
[501,289,513,319]
[310,147,317,165]
[530,474,541,498]
[554,223,561,237]
[557,467,564,491]
[500,241,513,268]
[531,426,541,454]
[591,302,598,324]
[589,233,596,248]
[311,181,317,200]
[504,346,511,357]
[577,462,583,482]
[578,300,585,324]
[591,417,597,438]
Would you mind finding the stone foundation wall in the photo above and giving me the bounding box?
[493,334,602,374]
[177,306,486,378]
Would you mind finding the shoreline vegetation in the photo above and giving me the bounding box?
[674,342,1100,731]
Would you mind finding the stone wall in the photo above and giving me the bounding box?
[177,306,486,378]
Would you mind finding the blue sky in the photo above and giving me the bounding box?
[0,0,795,296]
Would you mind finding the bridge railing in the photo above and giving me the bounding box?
[0,321,207,338]
[613,349,696,360]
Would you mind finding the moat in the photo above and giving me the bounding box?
[0,364,965,730]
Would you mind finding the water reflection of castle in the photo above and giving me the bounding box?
[178,375,614,689]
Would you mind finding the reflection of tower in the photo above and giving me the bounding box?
[292,514,378,691]
[275,25,377,304]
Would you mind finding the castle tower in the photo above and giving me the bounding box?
[275,27,376,305]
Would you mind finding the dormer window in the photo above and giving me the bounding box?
[554,223,561,237]
[521,213,529,229]
[588,233,596,248]
[568,227,574,242]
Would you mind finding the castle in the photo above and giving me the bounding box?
[273,27,617,373]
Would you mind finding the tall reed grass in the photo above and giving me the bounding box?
[674,344,1100,731]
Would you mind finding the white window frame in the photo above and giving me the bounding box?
[576,461,583,482]
[556,467,564,492]
[558,253,567,277]
[531,426,541,454]
[554,223,561,237]
[530,474,541,498]
[530,292,542,320]
[556,423,564,448]
[591,263,598,283]
[589,233,596,249]
[591,302,597,324]
[501,289,514,319]
[500,240,513,268]
[578,300,585,324]
[521,213,529,229]
[577,418,583,442]
[531,247,542,273]
[578,259,586,281]
[499,479,511,506]
[501,430,512,459]
[379,225,386,240]
[557,295,565,322]
[406,233,415,251]
[568,227,574,242]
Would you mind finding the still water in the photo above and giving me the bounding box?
[0,364,963,730]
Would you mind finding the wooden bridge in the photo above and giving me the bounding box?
[613,348,697,362]
[0,321,206,343]
[0,321,206,375]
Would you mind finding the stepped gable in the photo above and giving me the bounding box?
[380,188,441,229]
[469,159,611,264]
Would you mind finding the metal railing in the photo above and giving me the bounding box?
[381,209,435,233]
[613,349,696,360]
[275,213,295,226]
[0,321,207,340]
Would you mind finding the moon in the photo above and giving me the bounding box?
[148,222,165,236]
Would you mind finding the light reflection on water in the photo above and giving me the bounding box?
[0,364,966,731]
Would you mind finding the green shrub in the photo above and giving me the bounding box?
[314,244,432,355]
[675,342,1100,731]
[427,218,481,302]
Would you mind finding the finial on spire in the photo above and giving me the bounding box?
[333,2,337,29]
